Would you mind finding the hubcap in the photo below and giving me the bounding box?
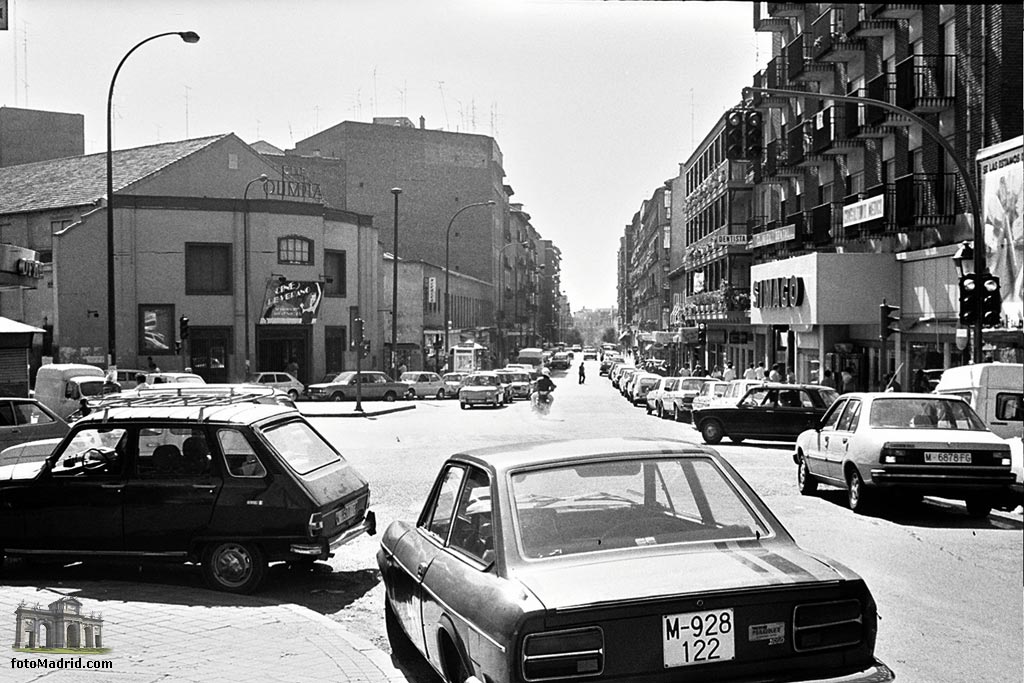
[213,544,252,587]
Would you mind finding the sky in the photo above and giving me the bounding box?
[1,0,771,311]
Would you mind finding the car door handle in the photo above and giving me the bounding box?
[824,436,830,447]
[191,484,217,493]
[100,483,122,491]
[416,562,429,579]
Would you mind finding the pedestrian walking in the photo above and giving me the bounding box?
[578,362,586,384]
[754,362,766,380]
[743,363,757,380]
[723,362,736,382]
[768,363,782,382]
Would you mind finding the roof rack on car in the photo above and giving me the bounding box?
[84,386,285,410]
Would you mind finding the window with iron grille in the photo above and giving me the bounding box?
[278,236,313,265]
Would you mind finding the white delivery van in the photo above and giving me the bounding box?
[934,363,1023,439]
[515,348,545,369]
[34,364,116,419]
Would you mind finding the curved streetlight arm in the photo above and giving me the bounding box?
[242,175,269,373]
[443,200,496,364]
[743,85,986,363]
[106,31,199,371]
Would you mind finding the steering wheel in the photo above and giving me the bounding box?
[82,447,117,470]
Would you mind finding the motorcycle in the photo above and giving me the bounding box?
[531,390,554,415]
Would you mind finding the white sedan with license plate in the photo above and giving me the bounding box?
[794,392,1015,517]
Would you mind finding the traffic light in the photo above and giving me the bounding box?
[724,109,745,160]
[958,274,979,326]
[879,301,900,340]
[978,273,1002,327]
[179,315,189,340]
[360,339,371,357]
[697,323,707,346]
[351,317,365,348]
[743,109,763,159]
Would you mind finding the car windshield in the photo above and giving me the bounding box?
[868,397,988,430]
[261,419,342,475]
[245,373,267,382]
[327,372,355,384]
[443,374,463,382]
[464,375,498,386]
[400,372,420,381]
[510,456,769,559]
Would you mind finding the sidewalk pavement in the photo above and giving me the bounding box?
[2,583,413,682]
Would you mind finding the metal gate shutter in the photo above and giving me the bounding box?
[0,348,29,396]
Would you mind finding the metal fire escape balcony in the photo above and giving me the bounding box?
[866,4,921,20]
[895,173,960,227]
[784,33,836,83]
[810,7,866,63]
[895,54,957,113]
[754,1,790,31]
[789,121,827,168]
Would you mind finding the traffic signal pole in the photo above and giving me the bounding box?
[743,86,986,363]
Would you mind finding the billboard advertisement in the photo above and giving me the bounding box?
[977,136,1023,327]
[261,280,323,324]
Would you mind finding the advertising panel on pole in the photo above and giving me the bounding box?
[977,136,1023,327]
[261,280,324,324]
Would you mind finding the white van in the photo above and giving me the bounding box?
[515,348,545,369]
[34,364,117,419]
[934,363,1023,439]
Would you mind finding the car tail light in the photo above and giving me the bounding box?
[522,627,604,681]
[307,512,324,536]
[792,599,863,652]
[879,447,909,464]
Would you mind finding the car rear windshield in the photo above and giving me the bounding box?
[868,397,987,430]
[260,419,342,475]
[464,375,498,386]
[510,456,770,559]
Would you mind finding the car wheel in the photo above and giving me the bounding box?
[700,419,724,445]
[846,468,872,514]
[330,392,345,402]
[460,401,468,410]
[673,405,681,422]
[656,403,664,419]
[406,389,417,400]
[436,389,446,400]
[797,455,818,495]
[383,391,397,402]
[288,389,299,401]
[965,497,992,518]
[646,402,652,415]
[203,541,266,594]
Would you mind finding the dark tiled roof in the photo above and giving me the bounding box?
[0,134,229,215]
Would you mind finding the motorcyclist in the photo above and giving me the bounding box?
[533,368,556,410]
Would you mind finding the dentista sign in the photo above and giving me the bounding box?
[752,276,805,308]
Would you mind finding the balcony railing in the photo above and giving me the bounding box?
[895,54,956,113]
[784,33,835,82]
[754,1,790,31]
[895,173,959,226]
[867,4,921,20]
[811,7,865,61]
[812,106,863,155]
[785,122,807,166]
[845,3,898,37]
[809,202,840,245]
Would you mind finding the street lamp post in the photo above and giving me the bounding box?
[106,30,199,374]
[390,188,402,379]
[443,200,495,368]
[243,174,269,376]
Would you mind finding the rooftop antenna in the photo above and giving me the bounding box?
[437,81,450,129]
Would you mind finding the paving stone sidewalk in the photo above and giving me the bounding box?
[1,583,411,682]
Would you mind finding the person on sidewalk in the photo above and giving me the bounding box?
[578,362,586,384]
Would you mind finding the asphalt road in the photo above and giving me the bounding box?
[313,358,1023,683]
[7,359,1020,682]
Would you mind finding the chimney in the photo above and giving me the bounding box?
[419,115,425,130]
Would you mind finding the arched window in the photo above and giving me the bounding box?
[278,236,314,265]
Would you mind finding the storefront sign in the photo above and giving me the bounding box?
[716,234,748,245]
[752,276,805,309]
[842,195,884,227]
[426,277,437,304]
[265,179,323,201]
[261,280,323,324]
[749,224,796,249]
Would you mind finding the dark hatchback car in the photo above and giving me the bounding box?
[692,383,839,445]
[378,438,893,683]
[0,397,375,593]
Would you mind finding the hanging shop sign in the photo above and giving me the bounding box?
[749,224,796,249]
[752,275,805,309]
[261,280,323,324]
[842,195,885,227]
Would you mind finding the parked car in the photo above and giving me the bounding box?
[616,367,639,394]
[582,346,598,360]
[246,371,305,400]
[495,369,533,400]
[112,368,148,390]
[666,377,715,422]
[399,371,447,399]
[0,437,63,467]
[458,372,506,409]
[599,355,622,376]
[690,380,730,414]
[305,371,406,402]
[794,392,1015,517]
[139,372,206,388]
[378,437,893,683]
[0,396,376,593]
[441,372,467,398]
[712,378,767,407]
[0,398,70,454]
[630,372,663,406]
[693,383,839,445]
[645,376,681,417]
